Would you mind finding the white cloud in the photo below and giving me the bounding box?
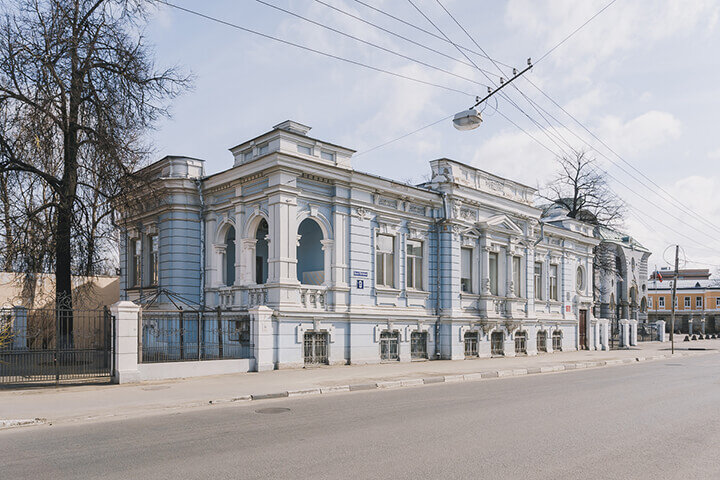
[596,110,682,155]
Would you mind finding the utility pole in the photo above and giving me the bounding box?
[670,245,679,354]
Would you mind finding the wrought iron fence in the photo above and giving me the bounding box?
[140,309,252,363]
[0,305,112,385]
[637,322,658,342]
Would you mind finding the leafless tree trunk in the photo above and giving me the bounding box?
[0,0,190,319]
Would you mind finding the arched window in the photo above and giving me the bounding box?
[640,297,647,313]
[255,219,269,284]
[224,226,236,286]
[297,218,324,285]
[552,330,563,351]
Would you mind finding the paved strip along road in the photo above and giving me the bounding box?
[2,354,720,479]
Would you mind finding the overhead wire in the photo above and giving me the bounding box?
[156,0,476,97]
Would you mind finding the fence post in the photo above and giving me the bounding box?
[249,305,274,371]
[110,301,141,384]
[629,319,638,346]
[656,320,667,342]
[179,308,185,360]
[197,311,202,361]
[216,306,223,359]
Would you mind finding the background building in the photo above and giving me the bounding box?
[648,268,720,334]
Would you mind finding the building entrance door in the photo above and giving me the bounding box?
[579,309,588,349]
[303,332,328,365]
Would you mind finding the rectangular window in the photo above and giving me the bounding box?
[460,247,472,293]
[684,297,690,308]
[716,298,720,308]
[489,252,498,295]
[406,240,423,290]
[696,296,702,308]
[513,256,521,296]
[320,150,335,162]
[410,331,428,359]
[659,297,665,308]
[648,297,653,309]
[149,235,159,286]
[549,264,558,301]
[534,262,543,300]
[130,238,141,287]
[376,234,395,288]
[297,144,312,155]
[257,143,269,155]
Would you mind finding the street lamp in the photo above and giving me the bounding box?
[452,58,533,130]
[452,109,482,131]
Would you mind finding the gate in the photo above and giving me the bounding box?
[0,304,113,385]
[380,331,399,361]
[304,331,328,365]
[491,331,504,356]
[637,323,658,342]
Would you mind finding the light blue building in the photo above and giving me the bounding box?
[117,120,601,369]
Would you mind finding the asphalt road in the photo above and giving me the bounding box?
[2,354,720,479]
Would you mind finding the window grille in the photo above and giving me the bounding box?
[491,331,504,356]
[303,332,328,365]
[464,331,479,357]
[514,331,527,355]
[410,331,428,359]
[537,331,547,352]
[380,331,400,361]
[552,331,563,351]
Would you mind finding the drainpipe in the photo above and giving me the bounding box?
[435,192,449,358]
[196,178,206,311]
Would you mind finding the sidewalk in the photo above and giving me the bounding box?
[1,341,716,427]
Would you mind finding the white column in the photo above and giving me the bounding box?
[206,218,217,287]
[598,319,609,350]
[619,319,630,347]
[321,239,334,287]
[110,301,141,384]
[250,305,275,371]
[629,319,638,346]
[480,242,491,295]
[505,248,513,297]
[240,239,256,285]
[234,208,244,286]
[332,210,347,287]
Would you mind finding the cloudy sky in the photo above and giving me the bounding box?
[145,0,720,273]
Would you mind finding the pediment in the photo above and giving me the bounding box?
[479,214,524,235]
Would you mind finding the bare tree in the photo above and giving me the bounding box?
[0,0,190,312]
[541,150,625,229]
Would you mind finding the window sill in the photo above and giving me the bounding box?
[461,292,480,299]
[376,286,401,295]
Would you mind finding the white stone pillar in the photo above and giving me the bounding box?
[629,319,638,346]
[598,319,609,350]
[505,248,513,297]
[504,330,516,357]
[250,305,275,371]
[399,329,411,362]
[526,328,538,356]
[332,210,347,287]
[240,239,256,285]
[619,319,630,347]
[480,238,491,295]
[110,301,141,384]
[656,320,667,342]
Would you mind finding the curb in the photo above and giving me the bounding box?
[202,350,713,407]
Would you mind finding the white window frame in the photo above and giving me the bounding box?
[148,234,159,286]
[460,247,473,293]
[489,252,498,296]
[406,239,423,290]
[716,297,720,308]
[648,296,653,309]
[696,296,703,308]
[534,262,543,300]
[659,297,665,308]
[513,256,522,297]
[376,234,396,288]
[684,297,690,308]
[320,150,335,162]
[130,238,141,287]
[549,264,558,301]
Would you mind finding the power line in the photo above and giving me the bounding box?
[254,0,494,91]
[354,114,453,157]
[156,0,475,97]
[534,0,620,65]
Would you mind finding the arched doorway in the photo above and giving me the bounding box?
[255,219,269,284]
[297,218,324,285]
[224,226,235,286]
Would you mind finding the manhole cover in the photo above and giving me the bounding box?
[141,386,171,391]
[255,407,291,414]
